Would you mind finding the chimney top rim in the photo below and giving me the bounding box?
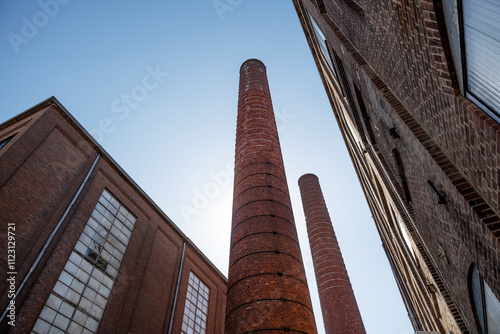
[298,173,319,184]
[241,58,266,70]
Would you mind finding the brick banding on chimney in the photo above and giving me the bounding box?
[299,173,366,334]
[225,59,317,333]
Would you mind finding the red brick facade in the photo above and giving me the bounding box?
[225,59,317,333]
[293,0,500,333]
[298,173,366,334]
[0,98,226,333]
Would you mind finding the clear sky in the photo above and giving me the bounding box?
[1,1,413,333]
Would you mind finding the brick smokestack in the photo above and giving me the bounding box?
[225,59,317,333]
[298,173,366,334]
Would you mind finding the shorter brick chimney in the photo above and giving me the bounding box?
[298,173,366,334]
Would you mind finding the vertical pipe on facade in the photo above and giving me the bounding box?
[225,59,317,333]
[167,241,186,334]
[0,154,101,324]
[298,173,366,334]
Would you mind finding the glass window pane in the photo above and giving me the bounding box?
[39,307,57,323]
[463,0,500,117]
[53,314,70,331]
[67,321,84,334]
[181,272,210,334]
[484,281,500,334]
[32,319,51,334]
[46,294,63,312]
[59,302,75,318]
[472,267,486,332]
[48,326,64,334]
[33,189,135,334]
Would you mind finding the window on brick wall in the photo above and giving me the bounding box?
[354,84,377,144]
[442,0,500,122]
[393,149,412,203]
[394,210,415,261]
[0,134,15,150]
[462,0,500,121]
[308,12,337,78]
[470,265,500,334]
[31,189,136,334]
[181,272,210,334]
[312,0,326,13]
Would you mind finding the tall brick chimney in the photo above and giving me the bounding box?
[225,59,317,333]
[298,173,366,334]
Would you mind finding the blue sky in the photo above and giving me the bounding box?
[1,1,413,333]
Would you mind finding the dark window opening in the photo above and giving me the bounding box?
[85,230,109,271]
[342,0,365,19]
[0,134,15,150]
[332,50,369,144]
[315,0,326,13]
[393,149,412,202]
[354,84,377,144]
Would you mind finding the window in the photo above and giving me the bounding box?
[354,84,377,144]
[393,149,412,202]
[313,0,326,13]
[462,0,500,120]
[395,213,415,261]
[181,272,210,334]
[442,0,500,121]
[0,134,15,150]
[308,12,336,76]
[470,265,500,334]
[31,189,136,334]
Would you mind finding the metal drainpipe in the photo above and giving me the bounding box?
[167,242,186,334]
[0,154,101,324]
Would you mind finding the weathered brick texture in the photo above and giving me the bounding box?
[298,174,366,334]
[226,59,317,333]
[293,0,500,332]
[0,99,227,333]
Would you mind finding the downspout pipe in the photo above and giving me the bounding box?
[168,242,186,334]
[0,154,101,324]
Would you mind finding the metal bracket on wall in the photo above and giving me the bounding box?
[427,180,447,204]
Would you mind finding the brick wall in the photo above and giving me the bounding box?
[293,0,500,332]
[0,100,227,333]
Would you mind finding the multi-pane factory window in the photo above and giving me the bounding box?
[31,189,136,334]
[181,272,210,334]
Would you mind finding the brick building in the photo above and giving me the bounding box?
[293,0,500,333]
[0,97,227,334]
[226,59,317,333]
